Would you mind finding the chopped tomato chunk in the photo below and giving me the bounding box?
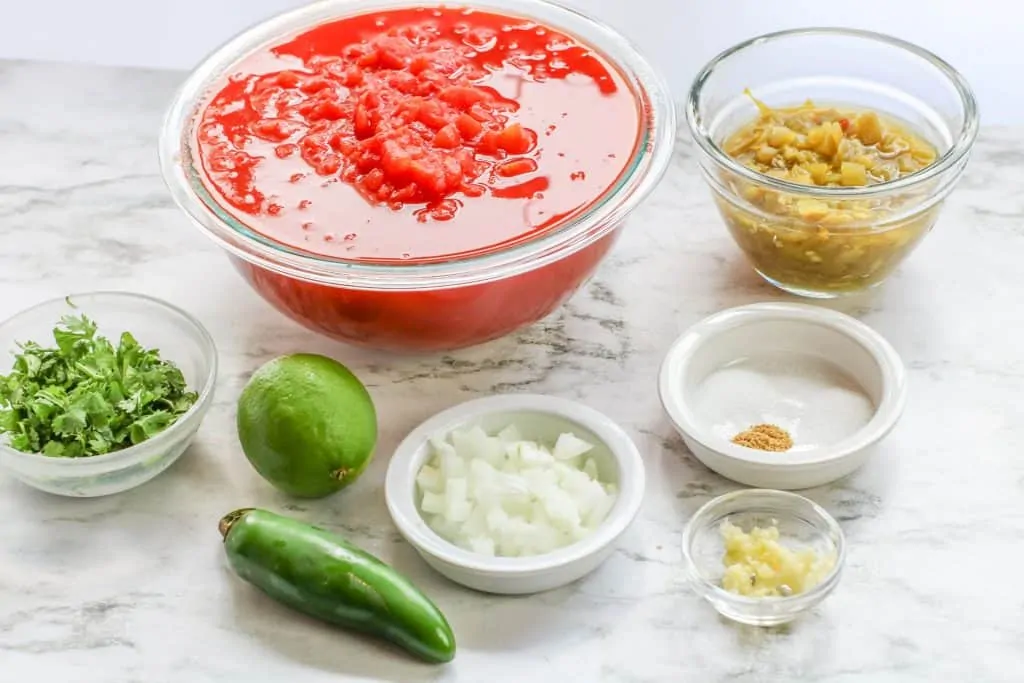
[299,77,332,94]
[433,124,461,149]
[308,100,346,122]
[477,131,502,156]
[455,113,483,140]
[495,158,538,177]
[251,119,304,142]
[354,104,375,138]
[497,124,534,155]
[275,71,301,88]
[440,86,492,109]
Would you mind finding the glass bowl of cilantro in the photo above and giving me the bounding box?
[0,292,217,496]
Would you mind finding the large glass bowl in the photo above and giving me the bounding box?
[686,28,978,298]
[0,293,217,497]
[159,0,675,352]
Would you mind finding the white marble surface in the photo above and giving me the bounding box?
[1,60,1023,682]
[2,0,1023,124]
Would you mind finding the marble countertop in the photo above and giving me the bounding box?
[1,60,1022,683]
[5,0,1024,125]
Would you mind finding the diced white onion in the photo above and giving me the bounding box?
[553,432,594,461]
[497,424,522,443]
[415,423,618,558]
[468,536,496,556]
[421,491,446,515]
[416,464,443,493]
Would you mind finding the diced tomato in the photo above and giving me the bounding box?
[308,100,346,121]
[413,70,446,95]
[357,51,379,68]
[363,168,385,192]
[392,185,418,203]
[299,77,332,94]
[375,36,413,69]
[329,133,355,156]
[354,105,375,139]
[417,100,448,130]
[433,124,461,149]
[497,124,534,155]
[251,119,305,142]
[275,143,298,159]
[442,156,463,188]
[378,49,407,70]
[463,27,497,50]
[431,198,459,221]
[342,67,364,86]
[440,86,491,110]
[275,71,301,88]
[361,90,380,109]
[453,149,476,175]
[355,149,381,173]
[409,55,431,75]
[390,71,419,94]
[380,140,413,178]
[318,154,341,176]
[495,158,538,177]
[477,131,502,156]
[468,103,495,122]
[300,132,329,156]
[455,113,483,140]
[408,159,446,195]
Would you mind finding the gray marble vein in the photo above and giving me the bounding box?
[1,60,1023,682]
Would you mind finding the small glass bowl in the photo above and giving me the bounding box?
[681,489,846,626]
[686,28,978,298]
[0,292,218,497]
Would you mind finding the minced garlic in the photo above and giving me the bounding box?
[720,520,835,598]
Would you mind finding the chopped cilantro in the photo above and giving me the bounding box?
[0,313,198,457]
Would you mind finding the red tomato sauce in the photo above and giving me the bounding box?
[196,6,641,262]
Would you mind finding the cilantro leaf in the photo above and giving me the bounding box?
[0,313,199,457]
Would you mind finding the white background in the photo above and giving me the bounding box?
[1,0,1020,123]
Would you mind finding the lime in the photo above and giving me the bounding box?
[236,354,377,498]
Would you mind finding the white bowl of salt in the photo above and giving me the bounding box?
[659,302,907,489]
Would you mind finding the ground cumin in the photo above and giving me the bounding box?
[732,424,793,452]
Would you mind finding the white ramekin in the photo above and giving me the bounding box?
[659,302,907,489]
[384,394,645,594]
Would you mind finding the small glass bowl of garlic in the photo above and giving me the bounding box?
[681,488,846,626]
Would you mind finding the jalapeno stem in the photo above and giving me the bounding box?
[218,508,255,540]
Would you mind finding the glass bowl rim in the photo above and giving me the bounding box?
[0,291,219,468]
[158,0,677,290]
[685,27,979,199]
[680,488,848,607]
